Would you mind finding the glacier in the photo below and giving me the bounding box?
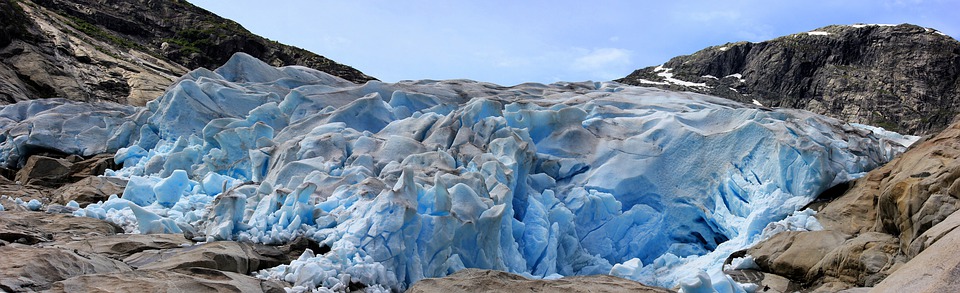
[0,53,917,292]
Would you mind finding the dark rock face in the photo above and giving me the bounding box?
[0,0,375,105]
[617,24,960,135]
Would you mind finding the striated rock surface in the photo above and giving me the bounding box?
[406,268,674,293]
[54,233,191,260]
[47,267,288,293]
[123,241,289,275]
[0,245,132,292]
[0,210,120,245]
[618,24,960,135]
[0,0,374,105]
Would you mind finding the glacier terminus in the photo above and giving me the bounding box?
[0,53,916,292]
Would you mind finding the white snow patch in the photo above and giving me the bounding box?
[807,31,831,36]
[637,79,669,85]
[851,24,897,28]
[652,65,709,88]
[702,75,719,80]
[752,99,763,107]
[725,73,746,83]
[718,46,729,52]
[729,87,738,93]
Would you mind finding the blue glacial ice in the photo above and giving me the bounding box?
[0,53,918,292]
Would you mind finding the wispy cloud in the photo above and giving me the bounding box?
[571,48,633,80]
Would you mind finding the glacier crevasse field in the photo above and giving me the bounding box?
[0,53,916,292]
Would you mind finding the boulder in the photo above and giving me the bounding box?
[0,211,120,245]
[55,233,192,260]
[0,245,131,291]
[53,176,127,207]
[748,230,850,281]
[124,241,289,274]
[407,268,674,293]
[870,223,960,292]
[47,267,287,293]
[14,155,72,187]
[807,232,902,287]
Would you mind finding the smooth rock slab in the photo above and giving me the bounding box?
[0,245,131,292]
[123,241,288,274]
[407,268,674,293]
[53,176,127,207]
[0,211,120,245]
[55,233,192,260]
[47,267,287,293]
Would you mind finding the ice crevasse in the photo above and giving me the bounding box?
[0,53,917,292]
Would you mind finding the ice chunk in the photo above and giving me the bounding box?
[154,170,192,207]
[25,199,42,211]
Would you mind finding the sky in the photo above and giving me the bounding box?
[189,0,959,86]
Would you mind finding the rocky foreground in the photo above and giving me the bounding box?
[725,115,960,292]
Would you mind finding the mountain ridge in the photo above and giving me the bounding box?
[0,0,375,105]
[617,23,960,136]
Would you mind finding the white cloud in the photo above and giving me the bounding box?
[572,48,632,71]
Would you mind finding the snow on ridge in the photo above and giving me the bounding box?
[0,53,916,292]
[651,65,710,88]
[725,73,746,83]
[851,23,897,28]
[807,31,831,36]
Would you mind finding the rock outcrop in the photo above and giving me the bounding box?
[48,268,287,293]
[617,24,960,135]
[0,0,375,105]
[0,245,132,291]
[407,268,674,293]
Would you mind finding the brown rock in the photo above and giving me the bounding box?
[407,268,673,293]
[123,241,289,274]
[0,245,131,291]
[908,208,960,257]
[807,232,902,287]
[47,267,287,293]
[53,176,126,206]
[0,211,120,245]
[870,223,960,292]
[54,233,192,260]
[14,155,72,187]
[748,230,849,281]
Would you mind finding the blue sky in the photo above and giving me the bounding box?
[190,0,958,86]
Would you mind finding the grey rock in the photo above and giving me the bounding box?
[123,241,289,275]
[407,268,673,293]
[618,24,960,135]
[54,233,192,260]
[0,210,120,245]
[47,267,287,293]
[0,245,131,292]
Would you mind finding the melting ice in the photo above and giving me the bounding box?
[0,53,916,292]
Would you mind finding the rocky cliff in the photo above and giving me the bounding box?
[617,24,960,135]
[0,0,375,105]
